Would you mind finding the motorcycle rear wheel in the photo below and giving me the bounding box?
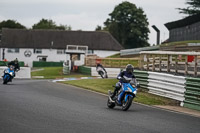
[107,98,115,109]
[122,96,133,111]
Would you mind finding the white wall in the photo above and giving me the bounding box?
[93,50,119,57]
[3,48,68,67]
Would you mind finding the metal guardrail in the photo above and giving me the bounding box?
[134,70,149,91]
[147,72,186,102]
[184,77,200,111]
[120,46,159,56]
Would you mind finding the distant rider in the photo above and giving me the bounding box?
[109,64,139,102]
[96,63,107,75]
[8,58,20,78]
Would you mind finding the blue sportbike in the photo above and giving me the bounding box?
[2,65,15,84]
[107,78,137,111]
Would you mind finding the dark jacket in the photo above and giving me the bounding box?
[96,64,107,73]
[117,71,136,83]
[8,61,20,71]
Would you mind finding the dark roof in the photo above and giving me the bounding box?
[165,13,200,30]
[1,28,123,51]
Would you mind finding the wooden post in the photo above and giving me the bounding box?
[152,55,155,72]
[194,55,197,77]
[175,55,178,74]
[140,54,144,70]
[167,55,170,72]
[147,54,149,71]
[119,59,121,68]
[159,55,162,72]
[185,55,188,75]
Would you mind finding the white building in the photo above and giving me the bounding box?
[0,28,123,67]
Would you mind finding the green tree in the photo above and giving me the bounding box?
[32,19,57,29]
[95,25,102,31]
[32,19,71,30]
[178,0,200,16]
[104,1,150,49]
[56,24,72,30]
[0,20,26,30]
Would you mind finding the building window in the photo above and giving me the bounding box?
[7,48,19,53]
[57,49,65,54]
[87,50,94,54]
[34,49,42,54]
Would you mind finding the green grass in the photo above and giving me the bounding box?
[31,67,91,79]
[106,53,121,58]
[61,79,178,105]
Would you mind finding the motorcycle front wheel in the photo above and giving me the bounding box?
[3,77,8,84]
[122,96,133,111]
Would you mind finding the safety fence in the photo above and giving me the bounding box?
[140,51,200,77]
[134,70,200,111]
[147,72,186,102]
[78,66,91,75]
[134,70,149,91]
[184,77,200,111]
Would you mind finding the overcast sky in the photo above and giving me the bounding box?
[0,0,187,45]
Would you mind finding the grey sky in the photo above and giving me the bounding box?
[0,0,187,45]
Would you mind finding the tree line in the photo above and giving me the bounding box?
[0,19,72,31]
[0,0,199,49]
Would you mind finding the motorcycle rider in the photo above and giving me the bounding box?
[7,58,20,80]
[109,64,138,102]
[96,63,107,78]
[8,58,20,72]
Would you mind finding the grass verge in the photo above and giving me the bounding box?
[61,78,178,106]
[31,67,91,79]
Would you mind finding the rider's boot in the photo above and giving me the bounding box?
[108,90,115,102]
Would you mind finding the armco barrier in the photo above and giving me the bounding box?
[78,66,91,75]
[134,70,149,91]
[184,77,200,111]
[147,72,186,103]
[0,67,31,79]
